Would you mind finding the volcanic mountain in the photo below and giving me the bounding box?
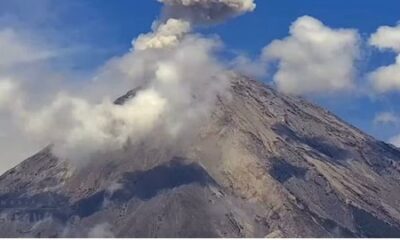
[1,76,400,237]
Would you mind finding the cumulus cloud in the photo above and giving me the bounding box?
[263,16,360,95]
[369,56,400,92]
[159,0,256,24]
[369,23,400,52]
[368,23,400,93]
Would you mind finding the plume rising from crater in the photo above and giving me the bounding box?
[159,0,256,24]
[0,0,257,166]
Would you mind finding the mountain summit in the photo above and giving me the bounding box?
[1,76,400,237]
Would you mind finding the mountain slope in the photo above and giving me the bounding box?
[1,76,400,237]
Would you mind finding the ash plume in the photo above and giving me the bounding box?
[0,0,258,168]
[159,0,256,25]
[134,18,191,50]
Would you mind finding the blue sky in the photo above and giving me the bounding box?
[1,0,400,142]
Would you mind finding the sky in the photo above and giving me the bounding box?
[0,0,400,173]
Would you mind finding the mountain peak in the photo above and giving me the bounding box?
[1,76,400,237]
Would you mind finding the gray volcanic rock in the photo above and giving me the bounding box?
[1,76,400,237]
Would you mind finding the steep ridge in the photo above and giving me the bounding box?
[0,76,400,237]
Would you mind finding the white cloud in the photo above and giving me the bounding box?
[263,16,360,95]
[230,55,268,79]
[389,134,400,148]
[374,112,399,126]
[0,115,40,175]
[373,111,400,148]
[368,23,400,93]
[369,23,400,52]
[0,28,55,69]
[0,79,17,109]
[369,55,400,92]
[0,28,60,174]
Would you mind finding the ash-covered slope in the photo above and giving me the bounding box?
[1,76,400,237]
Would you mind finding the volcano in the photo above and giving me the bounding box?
[1,76,400,237]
